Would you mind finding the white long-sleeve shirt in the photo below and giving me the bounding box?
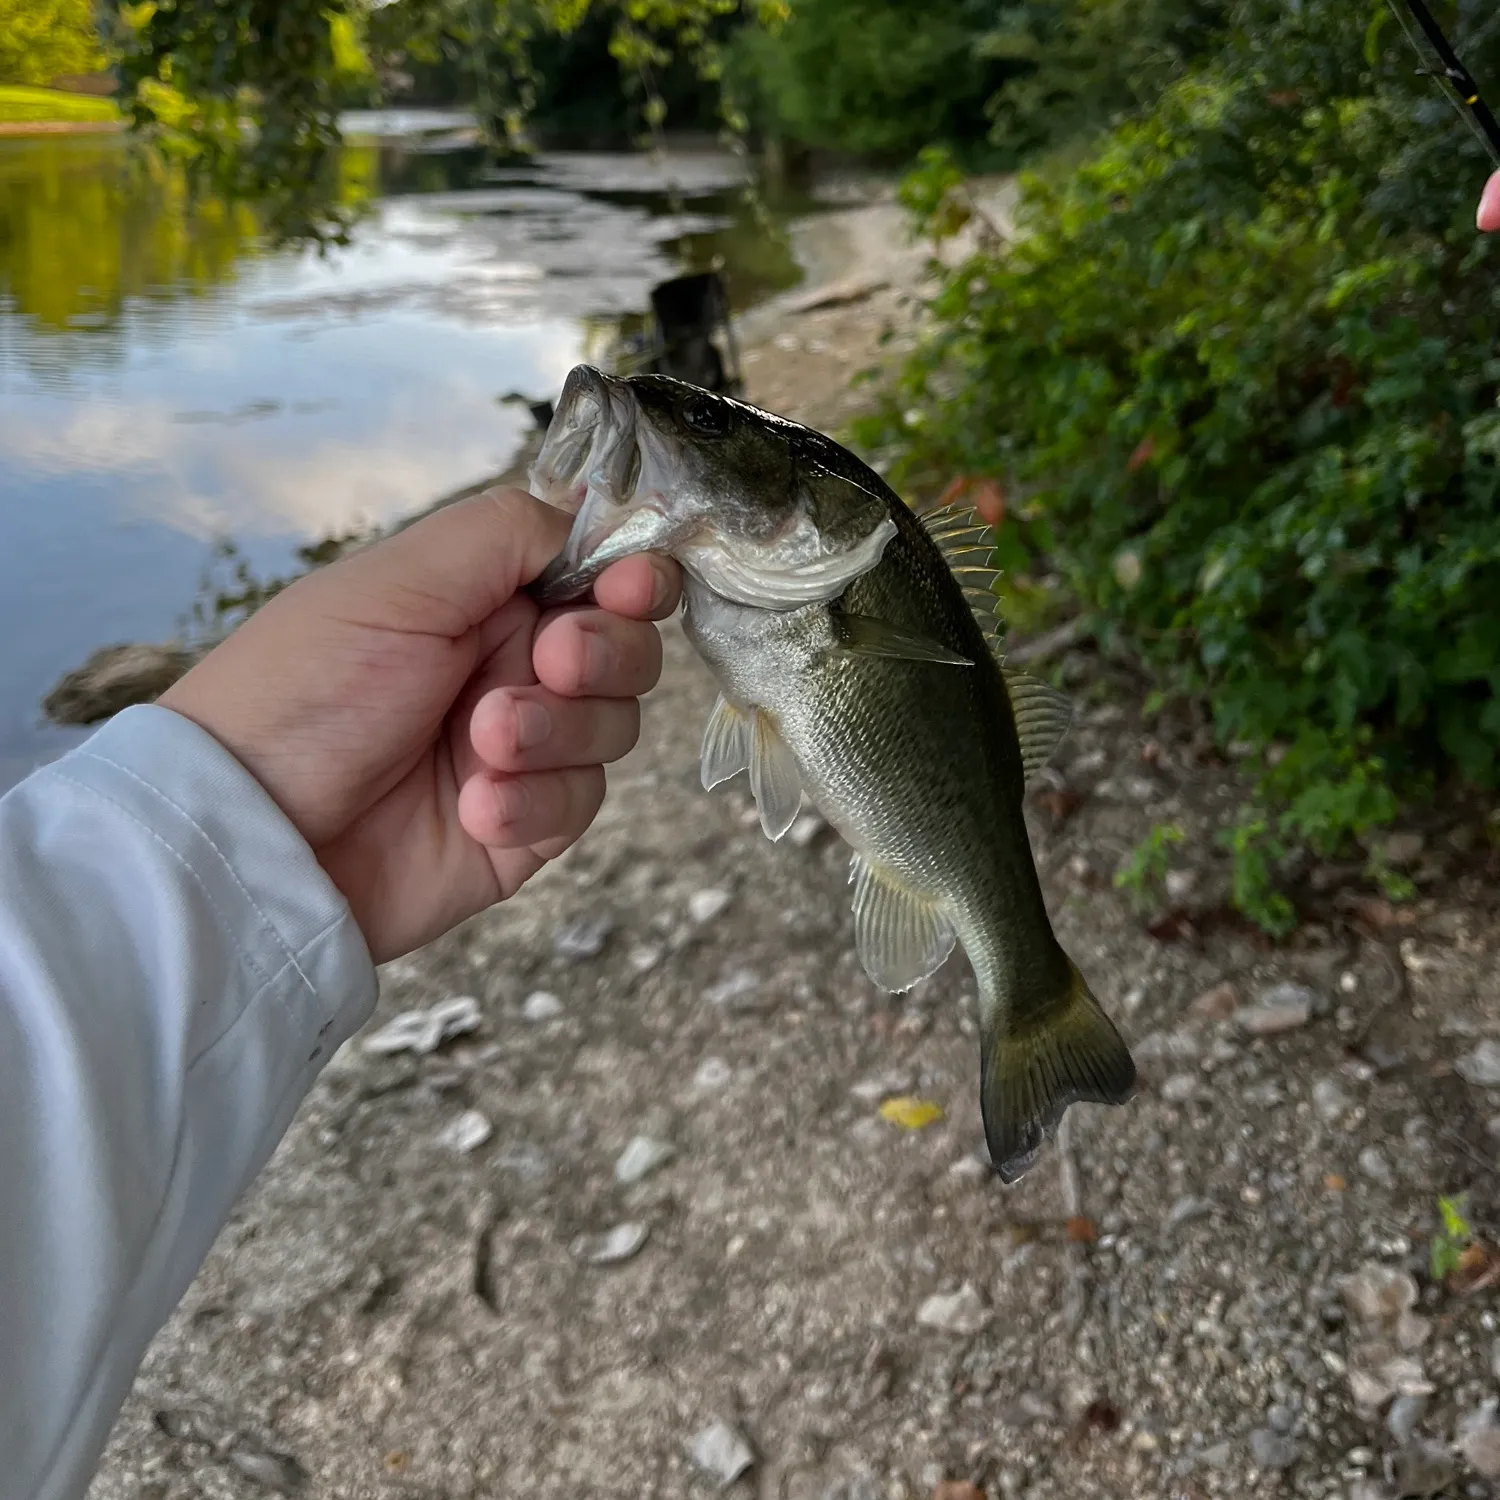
[0,705,378,1500]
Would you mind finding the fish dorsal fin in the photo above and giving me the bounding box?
[849,853,957,993]
[1002,667,1074,783]
[700,694,804,841]
[919,502,1004,643]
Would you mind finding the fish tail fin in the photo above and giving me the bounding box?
[980,957,1136,1185]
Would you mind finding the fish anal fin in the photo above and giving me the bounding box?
[1002,667,1074,783]
[980,958,1136,1184]
[750,709,802,841]
[849,854,957,992]
[700,693,752,790]
[834,611,973,666]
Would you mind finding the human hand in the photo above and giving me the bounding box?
[1480,169,1500,232]
[160,488,680,963]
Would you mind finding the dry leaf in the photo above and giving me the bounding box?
[1324,1173,1346,1192]
[1065,1215,1098,1242]
[879,1097,944,1129]
[1448,1241,1500,1295]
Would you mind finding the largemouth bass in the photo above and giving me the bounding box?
[530,365,1135,1183]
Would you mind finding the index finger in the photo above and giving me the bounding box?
[592,553,682,621]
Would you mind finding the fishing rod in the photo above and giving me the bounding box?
[1387,0,1500,167]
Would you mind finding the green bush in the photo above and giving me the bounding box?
[727,0,1010,160]
[859,0,1500,930]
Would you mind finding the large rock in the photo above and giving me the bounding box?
[42,643,199,726]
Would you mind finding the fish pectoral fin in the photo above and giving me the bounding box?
[979,958,1136,1185]
[1002,667,1074,782]
[849,854,957,992]
[749,710,803,841]
[833,611,974,667]
[701,694,752,790]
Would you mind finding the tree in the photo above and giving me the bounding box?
[0,0,105,86]
[114,0,783,245]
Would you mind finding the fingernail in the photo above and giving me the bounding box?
[650,565,674,616]
[511,697,551,750]
[493,778,531,825]
[583,625,616,684]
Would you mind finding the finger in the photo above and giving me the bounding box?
[532,609,664,699]
[1481,170,1500,232]
[592,553,682,620]
[470,686,641,772]
[456,764,606,850]
[315,487,571,639]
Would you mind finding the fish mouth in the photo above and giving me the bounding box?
[530,365,686,603]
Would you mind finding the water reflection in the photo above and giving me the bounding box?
[0,130,817,788]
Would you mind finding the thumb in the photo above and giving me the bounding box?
[324,487,571,639]
[1479,170,1500,233]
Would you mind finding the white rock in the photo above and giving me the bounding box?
[1342,1263,1419,1324]
[614,1135,676,1185]
[628,943,663,975]
[916,1281,989,1335]
[569,1221,650,1265]
[1164,867,1197,901]
[1456,1039,1500,1087]
[689,887,733,924]
[1161,1072,1199,1104]
[522,990,564,1022]
[788,811,826,848]
[553,911,613,959]
[436,1109,492,1154]
[1459,1402,1500,1479]
[1313,1077,1351,1123]
[703,968,760,1009]
[687,1420,754,1486]
[1358,1147,1393,1186]
[693,1056,732,1090]
[361,995,482,1055]
[1235,983,1317,1035]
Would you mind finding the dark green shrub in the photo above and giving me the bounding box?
[859,0,1500,929]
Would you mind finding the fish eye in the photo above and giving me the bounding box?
[680,394,731,437]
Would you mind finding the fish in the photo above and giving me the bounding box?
[529,364,1135,1182]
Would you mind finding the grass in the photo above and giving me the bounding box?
[0,85,121,126]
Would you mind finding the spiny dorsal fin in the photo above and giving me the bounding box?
[920,502,1003,643]
[1003,667,1073,783]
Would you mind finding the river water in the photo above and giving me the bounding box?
[0,118,825,790]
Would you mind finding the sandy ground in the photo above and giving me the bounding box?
[87,185,1500,1500]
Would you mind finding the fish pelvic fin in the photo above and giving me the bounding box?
[979,958,1136,1185]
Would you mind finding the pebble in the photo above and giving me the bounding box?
[1491,1337,1500,1381]
[687,1420,754,1486]
[1248,1427,1299,1471]
[569,1222,650,1265]
[1161,1072,1199,1104]
[1197,1441,1233,1469]
[522,990,564,1022]
[694,1056,733,1090]
[689,887,733,923]
[553,912,613,959]
[436,1109,492,1154]
[1456,1039,1500,1087]
[614,1135,676,1185]
[225,1441,306,1493]
[1313,1077,1352,1123]
[916,1282,989,1335]
[1190,981,1238,1020]
[1267,1402,1296,1433]
[703,967,762,1010]
[1358,1146,1394,1186]
[788,811,826,847]
[1392,1438,1455,1496]
[361,995,482,1055]
[1164,867,1197,901]
[1166,1194,1214,1229]
[1459,1402,1500,1479]
[628,943,664,975]
[1383,831,1425,867]
[1387,1394,1429,1446]
[1236,982,1317,1035]
[1342,1264,1419,1324]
